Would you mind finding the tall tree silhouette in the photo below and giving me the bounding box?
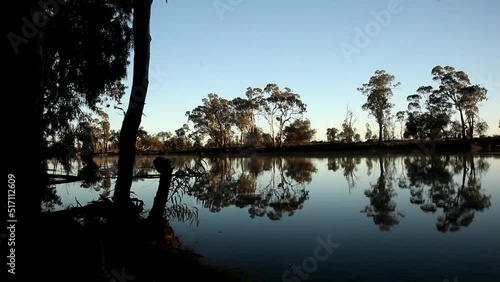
[357,70,400,145]
[42,0,132,166]
[113,0,153,204]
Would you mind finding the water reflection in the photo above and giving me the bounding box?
[327,156,361,191]
[48,154,494,233]
[188,157,316,220]
[361,156,404,231]
[400,154,492,232]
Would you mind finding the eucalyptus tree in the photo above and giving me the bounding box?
[244,87,265,144]
[405,85,452,140]
[109,129,121,151]
[283,119,316,145]
[113,0,153,204]
[357,70,400,145]
[43,0,132,163]
[262,83,307,147]
[156,131,173,143]
[383,115,396,140]
[11,0,134,220]
[96,110,111,153]
[430,65,487,141]
[231,97,253,144]
[231,87,263,145]
[395,111,406,140]
[186,93,235,148]
[474,120,489,137]
[76,121,99,169]
[326,127,339,142]
[364,123,372,141]
[338,107,357,143]
[461,85,488,139]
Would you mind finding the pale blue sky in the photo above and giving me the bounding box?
[109,0,500,140]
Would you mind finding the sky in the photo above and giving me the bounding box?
[108,0,500,141]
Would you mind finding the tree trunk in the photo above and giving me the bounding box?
[270,112,275,147]
[467,117,474,141]
[378,122,383,146]
[458,108,467,141]
[113,0,152,203]
[278,124,284,147]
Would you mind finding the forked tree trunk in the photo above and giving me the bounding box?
[113,0,152,203]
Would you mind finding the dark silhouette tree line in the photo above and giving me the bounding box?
[185,83,311,148]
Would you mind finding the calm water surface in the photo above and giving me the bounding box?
[50,153,500,282]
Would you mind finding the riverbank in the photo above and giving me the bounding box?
[165,137,500,157]
[35,203,255,282]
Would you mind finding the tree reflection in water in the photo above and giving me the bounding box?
[328,156,361,192]
[187,156,316,220]
[46,154,493,232]
[401,154,492,232]
[361,156,404,231]
[45,156,190,211]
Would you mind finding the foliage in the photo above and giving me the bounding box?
[283,119,316,145]
[262,83,307,146]
[326,127,339,142]
[339,107,358,143]
[232,87,264,145]
[43,0,132,163]
[404,85,452,140]
[401,155,491,233]
[430,65,487,140]
[357,70,400,145]
[364,123,373,141]
[186,157,313,220]
[186,93,234,148]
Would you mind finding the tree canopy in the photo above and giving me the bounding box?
[358,70,400,145]
[43,0,133,164]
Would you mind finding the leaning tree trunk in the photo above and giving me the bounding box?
[113,0,152,204]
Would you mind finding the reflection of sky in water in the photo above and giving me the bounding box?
[54,155,500,282]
